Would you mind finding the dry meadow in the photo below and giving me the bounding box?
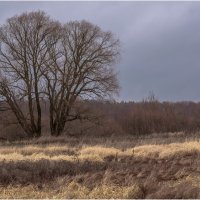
[0,132,200,198]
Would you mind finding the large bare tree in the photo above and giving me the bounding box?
[0,11,120,137]
[43,21,120,136]
[0,11,60,137]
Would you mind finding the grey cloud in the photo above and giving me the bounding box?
[0,2,200,101]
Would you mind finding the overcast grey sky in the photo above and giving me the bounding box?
[0,1,200,102]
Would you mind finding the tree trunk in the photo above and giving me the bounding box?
[50,118,65,137]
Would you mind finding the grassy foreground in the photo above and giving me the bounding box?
[0,133,200,198]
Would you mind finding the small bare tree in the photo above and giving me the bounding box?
[43,21,120,136]
[0,11,60,137]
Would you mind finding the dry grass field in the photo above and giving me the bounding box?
[0,132,200,198]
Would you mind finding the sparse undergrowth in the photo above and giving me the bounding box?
[0,132,200,198]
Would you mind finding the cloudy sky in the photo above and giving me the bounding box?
[0,1,200,102]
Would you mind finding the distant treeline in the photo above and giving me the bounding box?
[1,99,200,139]
[88,99,200,135]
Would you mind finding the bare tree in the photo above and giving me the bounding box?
[0,12,120,138]
[43,20,120,136]
[0,11,60,137]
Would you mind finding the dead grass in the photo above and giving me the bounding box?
[0,181,144,199]
[0,132,200,198]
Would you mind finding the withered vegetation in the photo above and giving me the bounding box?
[0,133,200,199]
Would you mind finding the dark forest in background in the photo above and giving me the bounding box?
[1,97,200,140]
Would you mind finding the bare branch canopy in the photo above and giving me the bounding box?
[0,11,120,137]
